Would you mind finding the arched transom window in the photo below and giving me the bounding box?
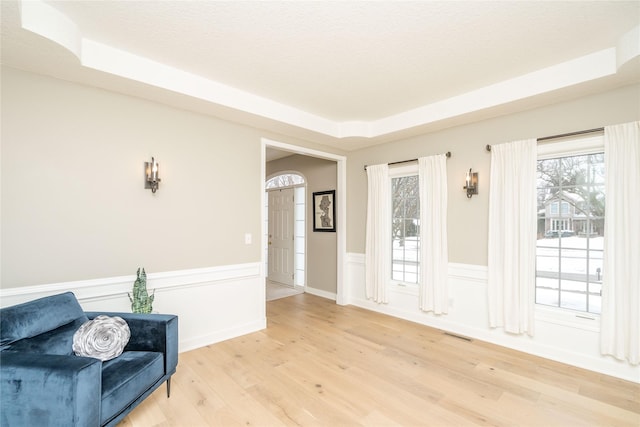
[266,173,305,189]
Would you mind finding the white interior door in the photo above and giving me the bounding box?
[268,188,295,286]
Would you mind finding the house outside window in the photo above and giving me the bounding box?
[536,136,604,315]
[390,167,420,284]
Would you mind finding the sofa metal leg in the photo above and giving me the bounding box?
[166,377,171,398]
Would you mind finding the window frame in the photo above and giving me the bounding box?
[265,172,305,190]
[389,164,420,290]
[535,134,604,330]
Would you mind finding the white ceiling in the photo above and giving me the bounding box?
[2,1,639,151]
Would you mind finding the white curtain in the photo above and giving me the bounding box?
[365,164,390,303]
[487,139,537,336]
[600,121,640,365]
[418,155,449,314]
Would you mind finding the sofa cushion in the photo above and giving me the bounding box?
[0,292,87,349]
[100,351,164,425]
[1,316,87,355]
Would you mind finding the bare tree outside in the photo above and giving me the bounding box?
[391,176,420,283]
[266,173,304,189]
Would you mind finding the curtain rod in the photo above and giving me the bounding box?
[363,151,451,171]
[485,127,604,152]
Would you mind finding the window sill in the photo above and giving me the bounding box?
[535,304,600,332]
[389,282,419,296]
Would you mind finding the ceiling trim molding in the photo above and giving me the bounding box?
[19,0,640,142]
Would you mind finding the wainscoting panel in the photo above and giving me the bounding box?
[0,263,267,353]
[345,253,639,383]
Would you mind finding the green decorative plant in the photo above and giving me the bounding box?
[128,268,155,314]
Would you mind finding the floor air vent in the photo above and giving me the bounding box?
[443,332,473,342]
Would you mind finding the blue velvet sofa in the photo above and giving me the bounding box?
[0,292,178,426]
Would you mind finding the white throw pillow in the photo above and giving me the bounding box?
[73,315,130,361]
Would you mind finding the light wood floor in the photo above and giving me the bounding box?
[266,280,304,301]
[120,293,640,426]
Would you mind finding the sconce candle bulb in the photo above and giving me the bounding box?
[463,168,478,198]
[151,160,158,180]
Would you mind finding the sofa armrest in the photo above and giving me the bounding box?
[85,312,178,376]
[0,352,102,427]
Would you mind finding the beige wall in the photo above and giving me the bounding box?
[347,83,640,265]
[4,66,638,287]
[266,155,337,294]
[0,67,343,288]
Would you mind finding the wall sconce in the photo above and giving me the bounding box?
[145,157,160,193]
[463,168,478,198]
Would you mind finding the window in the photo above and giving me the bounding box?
[536,137,604,315]
[391,172,419,284]
[266,173,304,189]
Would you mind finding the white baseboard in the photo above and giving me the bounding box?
[180,318,267,353]
[305,286,336,301]
[0,263,266,353]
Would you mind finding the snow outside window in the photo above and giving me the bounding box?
[391,171,420,285]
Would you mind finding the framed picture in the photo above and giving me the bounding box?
[312,190,336,232]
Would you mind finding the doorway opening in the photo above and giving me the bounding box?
[262,138,347,306]
[265,172,305,300]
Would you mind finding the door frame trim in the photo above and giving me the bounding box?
[261,138,347,305]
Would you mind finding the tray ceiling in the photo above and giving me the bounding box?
[2,1,639,150]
